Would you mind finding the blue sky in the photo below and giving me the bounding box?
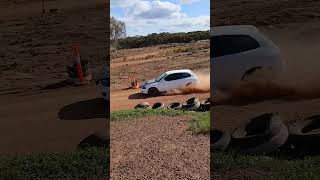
[110,0,210,36]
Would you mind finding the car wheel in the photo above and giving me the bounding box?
[241,67,275,83]
[148,87,159,97]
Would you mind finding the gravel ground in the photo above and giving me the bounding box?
[110,116,209,179]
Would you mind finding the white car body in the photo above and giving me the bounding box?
[141,69,199,96]
[211,25,284,91]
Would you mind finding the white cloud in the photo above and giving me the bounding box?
[111,0,209,36]
[110,0,139,8]
[126,0,181,19]
[179,0,201,5]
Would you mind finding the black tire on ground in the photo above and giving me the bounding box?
[78,132,109,148]
[134,102,150,109]
[286,115,320,154]
[231,112,288,154]
[148,87,159,97]
[211,129,231,151]
[199,98,210,112]
[167,102,182,110]
[182,97,200,111]
[152,102,165,109]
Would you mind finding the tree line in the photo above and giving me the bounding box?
[118,31,210,49]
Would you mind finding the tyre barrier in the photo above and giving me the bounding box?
[182,97,201,111]
[286,115,320,155]
[134,102,151,109]
[230,112,288,154]
[78,132,109,148]
[167,102,183,110]
[152,102,165,109]
[199,98,210,112]
[211,129,231,151]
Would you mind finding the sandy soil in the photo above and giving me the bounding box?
[110,116,210,179]
[110,41,210,111]
[212,0,320,178]
[0,0,109,154]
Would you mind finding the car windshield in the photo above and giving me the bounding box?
[155,73,167,82]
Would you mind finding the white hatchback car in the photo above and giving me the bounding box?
[141,69,199,96]
[211,25,285,91]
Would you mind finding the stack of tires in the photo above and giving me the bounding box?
[212,113,320,156]
[134,97,210,112]
[66,60,92,85]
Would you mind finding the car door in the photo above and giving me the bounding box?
[180,72,194,88]
[163,73,180,91]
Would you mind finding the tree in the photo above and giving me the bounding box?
[110,17,126,52]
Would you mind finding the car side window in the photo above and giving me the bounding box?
[181,73,191,79]
[211,35,260,58]
[164,74,177,81]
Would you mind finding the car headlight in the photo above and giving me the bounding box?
[141,86,146,89]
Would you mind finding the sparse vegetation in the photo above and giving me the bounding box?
[213,151,320,179]
[189,112,210,134]
[111,109,210,134]
[118,31,209,49]
[0,147,109,179]
[111,108,193,121]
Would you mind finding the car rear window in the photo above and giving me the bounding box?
[211,35,260,58]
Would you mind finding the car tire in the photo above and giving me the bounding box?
[148,87,159,97]
[167,102,182,110]
[231,112,288,154]
[152,102,165,109]
[211,129,231,151]
[134,102,151,109]
[241,67,275,83]
[182,97,201,111]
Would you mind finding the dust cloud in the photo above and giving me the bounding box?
[213,34,320,105]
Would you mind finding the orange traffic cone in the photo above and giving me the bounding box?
[131,77,139,88]
[72,45,83,82]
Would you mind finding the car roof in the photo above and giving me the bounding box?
[210,25,259,36]
[211,25,278,48]
[165,69,192,75]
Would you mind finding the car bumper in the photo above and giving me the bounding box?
[141,88,148,94]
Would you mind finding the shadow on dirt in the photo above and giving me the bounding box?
[58,98,108,120]
[128,93,150,99]
[41,80,73,90]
